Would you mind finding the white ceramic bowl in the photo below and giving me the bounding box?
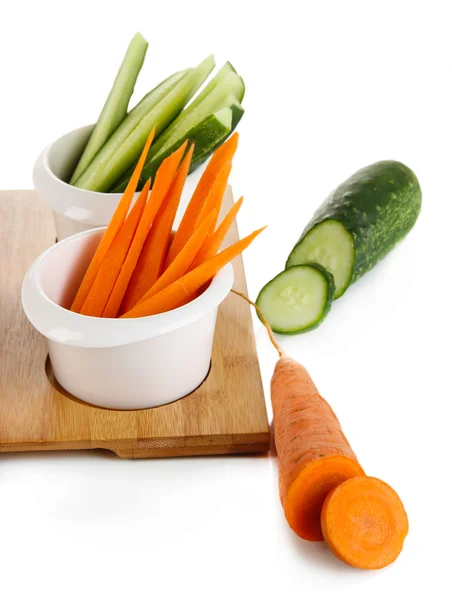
[33,125,140,241]
[21,228,234,410]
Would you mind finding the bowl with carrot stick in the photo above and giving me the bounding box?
[23,132,263,409]
[33,33,245,241]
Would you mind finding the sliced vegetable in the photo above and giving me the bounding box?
[145,70,244,163]
[256,265,334,334]
[120,145,194,313]
[188,102,243,174]
[286,160,422,298]
[70,33,148,183]
[101,143,187,318]
[71,133,261,322]
[271,355,365,542]
[112,69,244,193]
[188,61,242,110]
[230,97,245,129]
[321,476,409,569]
[80,181,149,317]
[111,104,241,192]
[70,129,155,312]
[191,196,243,268]
[196,160,232,229]
[231,291,409,565]
[136,209,217,305]
[165,132,239,265]
[72,55,214,192]
[121,226,266,318]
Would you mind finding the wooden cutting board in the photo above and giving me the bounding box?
[0,190,269,458]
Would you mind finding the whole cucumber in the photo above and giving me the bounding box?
[286,160,422,298]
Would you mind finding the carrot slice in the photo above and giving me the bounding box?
[191,196,243,268]
[321,476,409,569]
[79,182,149,317]
[121,144,194,313]
[101,142,188,318]
[195,161,232,230]
[271,356,365,541]
[132,209,218,307]
[121,225,266,319]
[70,127,155,312]
[165,132,239,266]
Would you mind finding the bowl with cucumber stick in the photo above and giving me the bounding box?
[33,32,245,240]
[257,160,422,334]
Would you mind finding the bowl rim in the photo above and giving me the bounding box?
[40,124,126,199]
[21,227,234,348]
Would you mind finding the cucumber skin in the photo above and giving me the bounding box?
[286,160,422,294]
[256,264,335,335]
[188,104,244,172]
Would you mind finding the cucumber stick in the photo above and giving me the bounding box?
[72,55,215,192]
[143,67,245,164]
[109,65,245,192]
[286,160,422,298]
[70,32,148,184]
[188,100,244,172]
[111,97,244,192]
[188,61,242,110]
[257,265,335,334]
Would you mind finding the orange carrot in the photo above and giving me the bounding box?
[121,144,194,313]
[321,476,409,569]
[132,209,218,307]
[195,161,232,229]
[207,131,239,172]
[271,355,365,542]
[101,142,188,318]
[79,182,149,317]
[165,132,239,265]
[231,290,408,567]
[191,196,243,268]
[70,128,155,312]
[121,225,265,319]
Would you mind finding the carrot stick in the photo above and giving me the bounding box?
[132,209,218,307]
[206,131,238,172]
[121,225,266,319]
[195,161,232,230]
[70,127,155,312]
[271,355,365,542]
[101,142,188,318]
[191,196,243,268]
[79,182,149,317]
[121,144,194,313]
[165,132,239,266]
[321,476,409,569]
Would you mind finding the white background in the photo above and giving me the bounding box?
[0,1,451,598]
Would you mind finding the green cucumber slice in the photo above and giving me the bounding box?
[72,56,214,192]
[286,220,355,299]
[256,265,335,334]
[69,32,148,184]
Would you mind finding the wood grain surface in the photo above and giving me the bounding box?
[0,189,269,458]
